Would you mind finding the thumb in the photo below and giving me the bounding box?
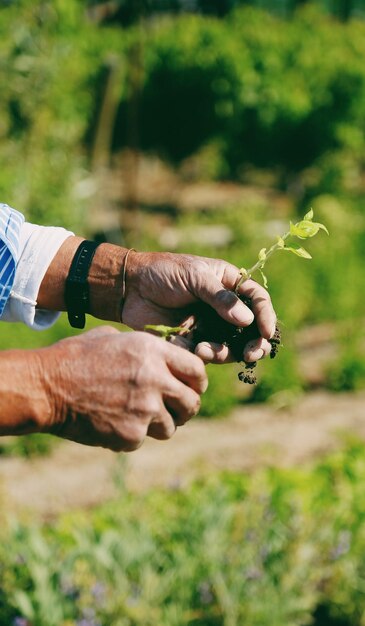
[193,271,254,327]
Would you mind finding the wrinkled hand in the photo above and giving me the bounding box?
[38,327,207,452]
[123,252,276,363]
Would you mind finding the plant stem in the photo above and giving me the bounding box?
[235,231,291,293]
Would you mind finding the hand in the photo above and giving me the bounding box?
[37,240,275,364]
[123,252,277,364]
[38,326,207,452]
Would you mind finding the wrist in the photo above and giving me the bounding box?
[0,349,53,435]
[88,243,130,322]
[38,237,140,324]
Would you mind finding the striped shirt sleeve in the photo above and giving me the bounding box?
[0,204,24,316]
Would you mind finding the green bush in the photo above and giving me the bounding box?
[0,0,123,229]
[4,443,365,624]
[2,1,365,220]
[125,6,365,191]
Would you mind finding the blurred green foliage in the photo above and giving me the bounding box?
[1,2,365,224]
[89,0,365,24]
[0,312,115,351]
[199,364,238,417]
[3,443,365,624]
[0,433,56,459]
[130,6,365,192]
[0,0,122,228]
[327,335,365,393]
[249,343,303,404]
[327,352,365,392]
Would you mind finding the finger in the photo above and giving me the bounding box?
[168,334,195,352]
[147,404,177,440]
[163,342,208,394]
[243,337,272,362]
[238,279,277,339]
[220,263,277,339]
[221,261,246,290]
[164,380,201,426]
[195,341,234,364]
[180,313,197,329]
[195,260,276,337]
[190,270,254,328]
[195,336,272,364]
[107,422,147,453]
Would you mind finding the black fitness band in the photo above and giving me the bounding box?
[65,240,100,329]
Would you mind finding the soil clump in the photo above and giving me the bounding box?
[193,296,281,384]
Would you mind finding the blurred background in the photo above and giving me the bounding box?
[1,1,365,624]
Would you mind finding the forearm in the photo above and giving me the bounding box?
[0,350,51,435]
[37,237,129,322]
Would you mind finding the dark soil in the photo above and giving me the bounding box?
[193,296,281,384]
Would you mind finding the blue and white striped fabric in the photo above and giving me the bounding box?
[0,204,24,316]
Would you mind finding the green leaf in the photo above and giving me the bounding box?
[290,220,319,239]
[12,590,35,620]
[282,244,312,259]
[303,208,314,221]
[259,268,268,288]
[258,247,267,262]
[317,222,330,235]
[290,219,329,239]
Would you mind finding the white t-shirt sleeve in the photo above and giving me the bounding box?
[1,222,74,330]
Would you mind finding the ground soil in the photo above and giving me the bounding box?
[1,390,364,520]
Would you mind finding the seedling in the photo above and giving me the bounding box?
[235,208,328,291]
[146,209,328,383]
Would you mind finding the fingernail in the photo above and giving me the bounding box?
[202,378,209,393]
[248,348,264,361]
[231,300,254,325]
[270,323,277,339]
[197,343,215,361]
[244,343,265,361]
